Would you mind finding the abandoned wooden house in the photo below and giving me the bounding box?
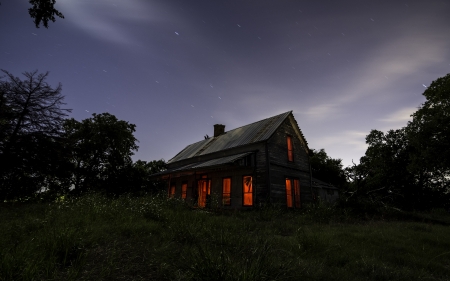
[153,111,338,208]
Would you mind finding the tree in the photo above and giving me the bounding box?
[0,70,71,201]
[309,148,347,189]
[339,73,450,210]
[358,129,424,209]
[63,113,139,195]
[120,159,167,195]
[407,73,450,193]
[28,0,64,28]
[0,70,70,147]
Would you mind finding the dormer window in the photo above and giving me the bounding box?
[287,135,294,162]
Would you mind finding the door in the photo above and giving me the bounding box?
[197,179,211,207]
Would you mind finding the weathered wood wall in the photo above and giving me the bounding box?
[266,115,313,205]
[166,113,315,208]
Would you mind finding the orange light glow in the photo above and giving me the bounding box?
[169,185,175,198]
[181,183,187,199]
[285,178,293,207]
[243,176,253,206]
[287,136,293,162]
[197,179,211,207]
[223,178,231,205]
[294,179,301,208]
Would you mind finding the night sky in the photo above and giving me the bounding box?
[1,0,450,167]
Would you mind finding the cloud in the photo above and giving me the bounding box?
[317,130,368,151]
[308,130,368,166]
[293,10,450,120]
[58,0,164,47]
[379,107,415,124]
[301,104,339,120]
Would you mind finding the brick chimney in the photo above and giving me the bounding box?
[213,124,225,137]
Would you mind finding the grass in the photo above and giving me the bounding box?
[1,193,450,281]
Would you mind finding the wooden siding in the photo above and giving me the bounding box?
[167,166,256,208]
[266,115,313,205]
[162,112,323,208]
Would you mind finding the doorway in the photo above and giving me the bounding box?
[197,179,211,207]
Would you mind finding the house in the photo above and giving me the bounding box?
[154,111,335,208]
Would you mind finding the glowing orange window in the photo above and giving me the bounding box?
[285,178,293,207]
[287,136,294,162]
[181,183,187,199]
[243,176,253,206]
[294,179,301,208]
[222,178,231,206]
[286,178,301,208]
[169,184,175,198]
[197,179,211,207]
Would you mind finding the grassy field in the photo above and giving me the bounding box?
[1,194,450,281]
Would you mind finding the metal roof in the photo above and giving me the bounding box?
[168,111,292,164]
[155,152,254,176]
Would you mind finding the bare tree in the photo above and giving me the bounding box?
[0,70,71,200]
[1,70,70,149]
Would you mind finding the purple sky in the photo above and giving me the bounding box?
[1,0,450,167]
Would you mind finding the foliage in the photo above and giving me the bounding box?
[407,73,450,193]
[0,69,161,200]
[28,0,64,28]
[0,70,71,201]
[346,73,450,211]
[110,159,167,195]
[63,113,139,195]
[309,148,348,189]
[1,194,450,281]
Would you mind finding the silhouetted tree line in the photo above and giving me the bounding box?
[0,70,166,201]
[309,148,348,190]
[350,73,450,211]
[312,73,450,211]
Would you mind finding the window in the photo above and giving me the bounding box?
[169,184,176,198]
[287,135,294,162]
[285,178,293,207]
[197,179,211,207]
[285,178,301,208]
[181,182,187,199]
[294,179,300,208]
[222,178,231,206]
[243,176,253,206]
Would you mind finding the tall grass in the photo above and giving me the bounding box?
[1,193,449,280]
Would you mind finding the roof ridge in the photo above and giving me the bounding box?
[193,136,218,156]
[167,111,294,164]
[222,111,291,134]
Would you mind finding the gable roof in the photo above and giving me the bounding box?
[168,111,307,164]
[153,152,254,176]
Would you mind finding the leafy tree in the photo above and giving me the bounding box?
[407,73,450,193]
[344,73,450,210]
[0,70,71,201]
[309,148,347,189]
[356,129,423,209]
[119,159,167,195]
[63,113,138,195]
[28,0,64,28]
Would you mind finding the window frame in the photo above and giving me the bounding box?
[285,177,301,208]
[197,178,211,208]
[169,183,176,198]
[242,175,253,206]
[286,135,294,162]
[222,177,231,206]
[181,182,188,200]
